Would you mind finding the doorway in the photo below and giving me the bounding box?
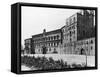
[42,46,47,54]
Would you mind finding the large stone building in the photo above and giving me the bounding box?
[31,29,62,54]
[24,10,95,56]
[62,10,95,55]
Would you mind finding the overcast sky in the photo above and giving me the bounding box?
[21,6,80,46]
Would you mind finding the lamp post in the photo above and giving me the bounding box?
[85,50,87,67]
[85,43,88,67]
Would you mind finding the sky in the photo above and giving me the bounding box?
[21,6,80,47]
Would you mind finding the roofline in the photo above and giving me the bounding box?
[32,28,61,37]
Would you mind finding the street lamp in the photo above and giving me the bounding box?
[85,42,88,67]
[85,50,87,67]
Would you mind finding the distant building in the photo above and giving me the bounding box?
[24,38,33,54]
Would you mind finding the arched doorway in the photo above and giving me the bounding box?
[42,46,47,54]
[80,48,85,55]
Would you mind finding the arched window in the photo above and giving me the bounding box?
[63,29,65,32]
[83,30,85,36]
[70,38,72,42]
[54,43,56,46]
[54,36,56,40]
[91,40,93,44]
[74,17,75,22]
[46,48,48,51]
[38,49,40,52]
[50,37,53,40]
[57,35,59,39]
[91,46,93,50]
[45,37,47,41]
[70,19,72,24]
[57,42,59,46]
[47,37,49,41]
[87,41,88,44]
[70,31,72,36]
[50,43,52,47]
[49,37,50,41]
[48,43,50,46]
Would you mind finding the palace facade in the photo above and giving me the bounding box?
[31,29,63,54]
